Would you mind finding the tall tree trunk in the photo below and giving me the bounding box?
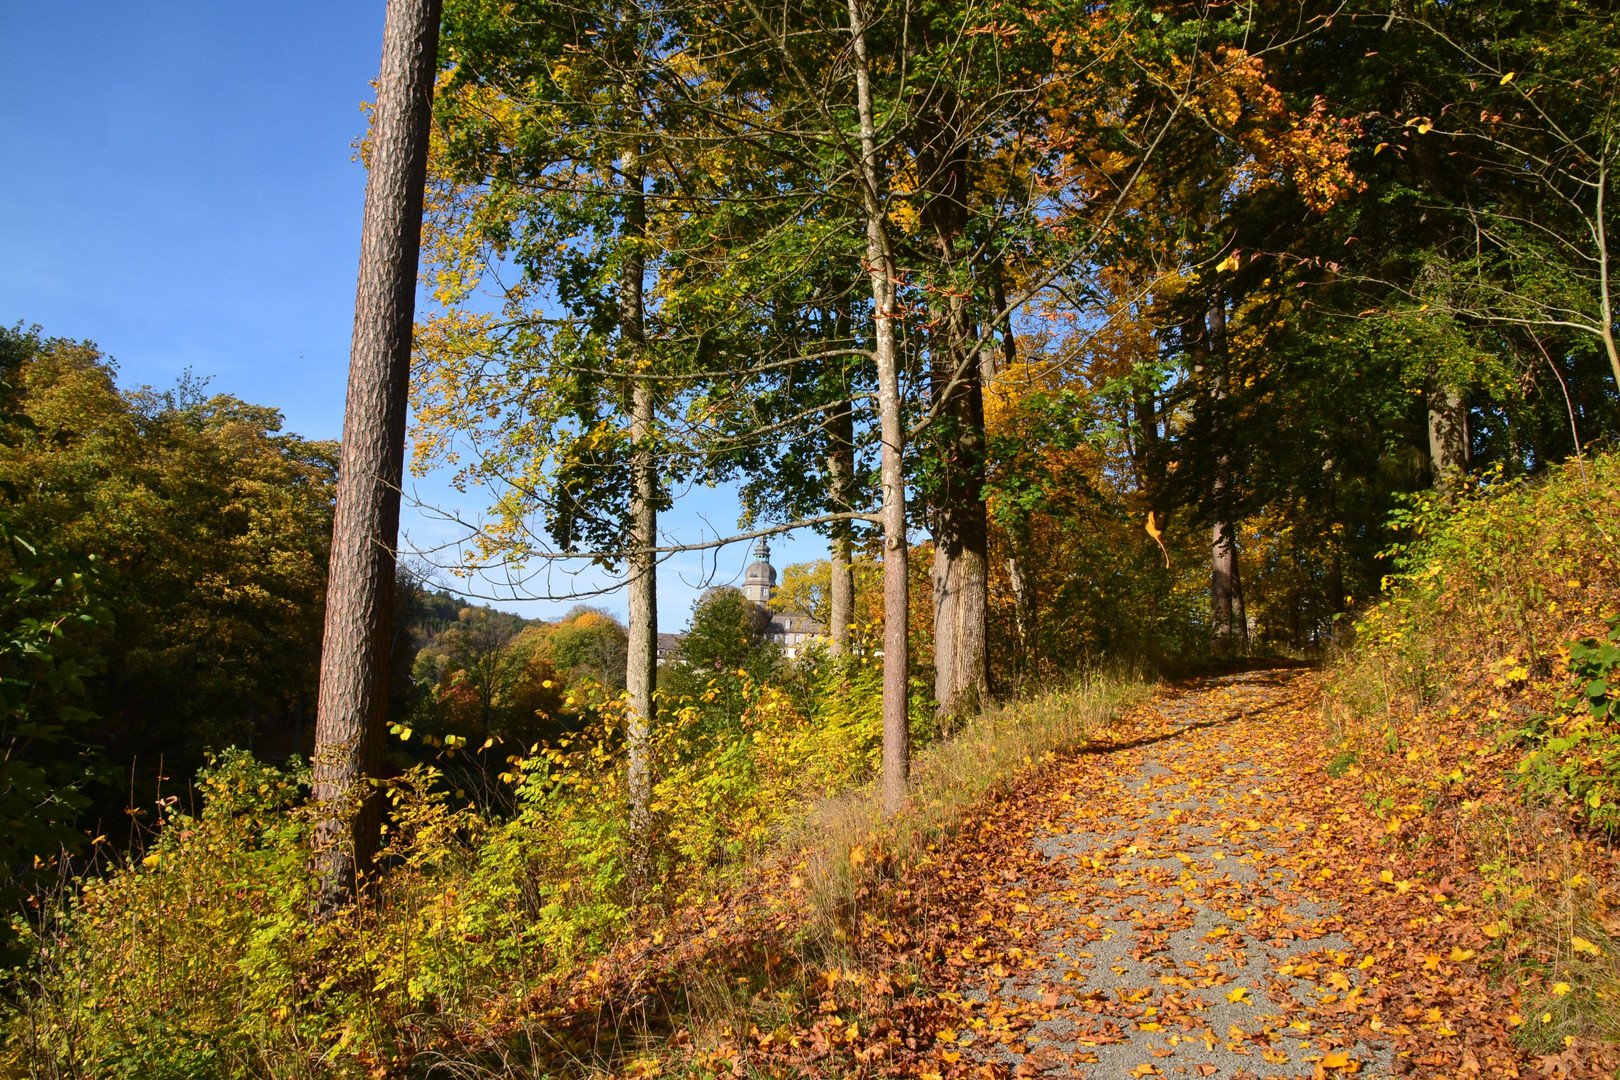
[918,88,989,724]
[1205,290,1246,655]
[827,396,856,655]
[1323,456,1347,644]
[620,146,657,871]
[311,0,441,917]
[1427,384,1469,495]
[1211,520,1243,650]
[928,355,989,721]
[847,0,909,816]
[1005,537,1033,672]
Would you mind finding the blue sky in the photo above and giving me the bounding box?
[0,1,828,628]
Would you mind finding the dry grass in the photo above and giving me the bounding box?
[393,667,1153,1079]
[790,667,1150,952]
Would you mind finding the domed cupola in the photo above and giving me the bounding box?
[742,538,776,603]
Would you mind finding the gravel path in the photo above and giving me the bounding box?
[956,668,1395,1079]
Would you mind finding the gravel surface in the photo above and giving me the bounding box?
[959,668,1394,1079]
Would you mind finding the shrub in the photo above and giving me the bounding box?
[3,649,924,1076]
[1515,614,1620,836]
[1324,451,1620,1053]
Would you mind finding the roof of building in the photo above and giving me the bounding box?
[743,537,777,588]
[765,610,824,636]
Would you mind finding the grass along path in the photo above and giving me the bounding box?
[407,666,1608,1078]
[936,667,1572,1080]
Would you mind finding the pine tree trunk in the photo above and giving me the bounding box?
[1427,385,1469,495]
[620,146,657,871]
[311,0,441,917]
[847,0,909,816]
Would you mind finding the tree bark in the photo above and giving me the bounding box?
[1427,385,1469,496]
[620,146,657,871]
[918,87,989,725]
[847,0,909,816]
[1211,519,1246,651]
[1204,290,1247,655]
[928,371,988,722]
[311,0,441,917]
[827,396,856,655]
[1006,546,1032,668]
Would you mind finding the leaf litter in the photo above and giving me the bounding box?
[436,665,1611,1079]
[937,666,1604,1079]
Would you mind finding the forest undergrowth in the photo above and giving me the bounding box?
[1,661,1144,1080]
[1323,453,1620,1070]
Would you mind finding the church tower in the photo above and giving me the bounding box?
[742,538,776,604]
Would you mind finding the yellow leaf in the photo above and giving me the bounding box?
[1379,869,1396,884]
[1572,936,1603,957]
[849,845,866,868]
[1262,1048,1289,1064]
[1416,122,1432,134]
[1216,252,1241,273]
[1322,1051,1351,1068]
[1500,71,1516,84]
[1552,981,1572,997]
[1374,142,1389,155]
[1449,947,1476,962]
[1129,1065,1159,1078]
[1225,986,1250,1004]
[1146,511,1169,567]
[1423,954,1441,971]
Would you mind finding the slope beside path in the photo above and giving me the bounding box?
[929,667,1537,1080]
[502,666,1597,1079]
